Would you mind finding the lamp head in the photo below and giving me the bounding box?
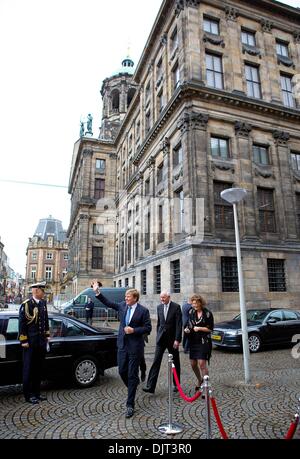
[221,188,247,204]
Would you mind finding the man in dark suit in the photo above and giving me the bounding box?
[143,291,182,394]
[182,300,192,354]
[92,281,151,418]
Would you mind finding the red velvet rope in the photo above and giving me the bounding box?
[172,367,203,403]
[210,397,229,439]
[285,416,299,440]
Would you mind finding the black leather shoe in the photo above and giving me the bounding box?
[35,395,47,401]
[25,397,39,404]
[142,387,155,394]
[140,371,146,382]
[125,407,134,418]
[173,386,178,393]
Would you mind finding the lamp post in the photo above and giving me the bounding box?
[220,187,250,384]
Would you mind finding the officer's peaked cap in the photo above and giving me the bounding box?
[30,281,47,290]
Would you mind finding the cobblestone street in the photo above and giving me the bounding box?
[0,320,299,440]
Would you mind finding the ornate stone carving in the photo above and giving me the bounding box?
[160,33,167,46]
[277,55,294,68]
[272,130,290,145]
[293,30,300,44]
[242,44,261,57]
[177,112,209,133]
[234,121,252,137]
[82,149,93,157]
[172,167,183,183]
[203,33,225,47]
[190,112,209,130]
[261,19,273,33]
[79,214,90,220]
[211,161,235,173]
[174,0,201,17]
[225,6,238,21]
[147,60,154,73]
[161,137,170,156]
[177,112,191,133]
[147,156,155,169]
[254,166,274,179]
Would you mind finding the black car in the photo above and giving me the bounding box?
[0,311,118,388]
[211,308,300,353]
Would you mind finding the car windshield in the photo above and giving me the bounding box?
[233,310,269,323]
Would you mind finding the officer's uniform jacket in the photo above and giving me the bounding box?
[18,298,50,346]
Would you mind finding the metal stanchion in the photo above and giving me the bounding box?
[158,354,183,435]
[203,375,212,439]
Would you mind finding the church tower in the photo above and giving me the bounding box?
[99,56,137,141]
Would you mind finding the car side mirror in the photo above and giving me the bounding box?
[267,317,277,324]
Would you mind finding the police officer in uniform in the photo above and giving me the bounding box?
[18,281,50,404]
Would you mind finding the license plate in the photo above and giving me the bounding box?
[211,334,222,341]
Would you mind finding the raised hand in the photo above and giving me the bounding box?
[91,280,101,293]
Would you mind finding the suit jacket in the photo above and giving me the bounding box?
[156,301,182,346]
[96,293,151,354]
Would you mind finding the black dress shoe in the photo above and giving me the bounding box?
[35,395,47,401]
[25,397,39,404]
[173,386,178,393]
[142,387,155,394]
[140,371,146,382]
[125,407,134,418]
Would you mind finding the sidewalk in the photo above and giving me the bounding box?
[0,318,299,439]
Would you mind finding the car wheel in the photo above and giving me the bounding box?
[248,333,262,353]
[73,356,98,388]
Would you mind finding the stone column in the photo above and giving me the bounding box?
[82,149,93,198]
[260,20,281,103]
[161,137,171,246]
[177,111,210,237]
[148,157,155,254]
[79,214,90,273]
[175,1,202,82]
[273,131,298,241]
[224,7,243,94]
[234,121,258,240]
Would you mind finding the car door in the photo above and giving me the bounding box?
[263,310,286,344]
[282,310,300,343]
[44,317,70,380]
[63,319,96,361]
[0,316,23,386]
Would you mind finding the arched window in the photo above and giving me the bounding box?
[111,89,120,112]
[127,88,136,107]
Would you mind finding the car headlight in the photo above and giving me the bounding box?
[225,329,241,336]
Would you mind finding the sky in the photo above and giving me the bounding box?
[0,0,299,277]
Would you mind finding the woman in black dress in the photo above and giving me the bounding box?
[184,294,214,390]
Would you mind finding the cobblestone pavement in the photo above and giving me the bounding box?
[0,320,299,440]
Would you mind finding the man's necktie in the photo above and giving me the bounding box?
[125,306,132,326]
[164,304,168,320]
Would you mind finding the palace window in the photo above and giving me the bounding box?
[267,259,286,292]
[221,257,238,292]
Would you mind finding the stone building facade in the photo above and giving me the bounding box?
[69,0,300,318]
[25,217,68,300]
[67,58,138,294]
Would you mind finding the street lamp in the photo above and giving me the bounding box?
[220,187,250,384]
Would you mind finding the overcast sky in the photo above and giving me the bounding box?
[0,0,299,276]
